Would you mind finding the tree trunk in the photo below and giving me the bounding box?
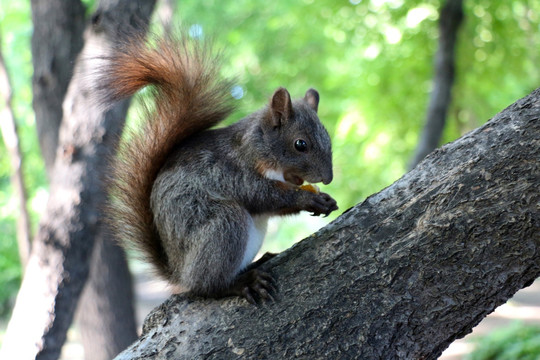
[116,88,540,360]
[30,1,155,359]
[72,2,155,359]
[77,229,138,360]
[409,0,464,169]
[0,2,155,360]
[30,0,86,176]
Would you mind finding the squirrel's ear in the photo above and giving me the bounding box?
[304,88,319,113]
[270,87,293,128]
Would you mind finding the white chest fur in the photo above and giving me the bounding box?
[262,168,285,183]
[240,215,269,270]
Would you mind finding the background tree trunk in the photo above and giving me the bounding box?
[30,0,86,176]
[30,1,155,359]
[71,2,155,359]
[116,88,540,360]
[0,1,155,360]
[77,229,138,360]
[409,0,464,169]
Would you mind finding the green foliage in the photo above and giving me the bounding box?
[0,0,47,206]
[173,0,540,250]
[0,0,32,319]
[465,322,540,360]
[0,216,20,317]
[454,1,540,134]
[1,0,540,316]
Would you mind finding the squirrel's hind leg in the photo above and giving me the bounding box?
[181,204,275,304]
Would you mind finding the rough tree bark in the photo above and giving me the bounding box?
[0,1,155,360]
[116,88,539,360]
[409,0,464,169]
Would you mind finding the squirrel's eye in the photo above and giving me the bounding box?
[294,139,308,152]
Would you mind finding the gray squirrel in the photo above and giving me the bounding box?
[98,31,338,304]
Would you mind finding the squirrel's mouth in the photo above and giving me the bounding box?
[284,173,304,186]
[286,174,321,194]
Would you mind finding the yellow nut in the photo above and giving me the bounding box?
[299,184,320,194]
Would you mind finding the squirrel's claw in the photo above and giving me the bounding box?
[242,288,257,305]
[305,191,338,217]
[230,268,277,305]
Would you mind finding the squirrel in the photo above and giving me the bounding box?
[97,31,338,304]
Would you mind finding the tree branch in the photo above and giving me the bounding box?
[116,88,540,360]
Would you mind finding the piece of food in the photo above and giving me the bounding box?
[299,183,320,194]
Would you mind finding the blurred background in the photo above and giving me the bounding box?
[1,0,539,359]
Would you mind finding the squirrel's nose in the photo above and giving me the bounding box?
[322,169,333,185]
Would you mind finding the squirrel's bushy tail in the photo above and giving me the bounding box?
[100,31,234,279]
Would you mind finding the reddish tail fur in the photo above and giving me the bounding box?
[101,32,234,279]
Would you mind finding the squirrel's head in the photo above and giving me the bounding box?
[259,87,333,186]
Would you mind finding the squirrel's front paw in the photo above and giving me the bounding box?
[301,192,338,217]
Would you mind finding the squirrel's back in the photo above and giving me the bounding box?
[99,31,235,278]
